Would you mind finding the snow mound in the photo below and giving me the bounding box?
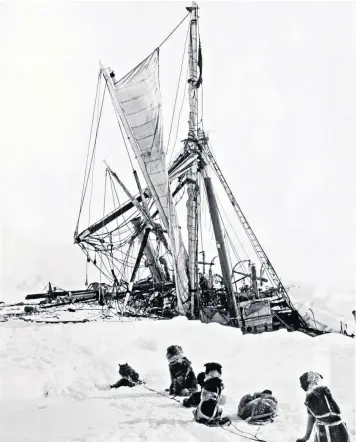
[1,319,355,442]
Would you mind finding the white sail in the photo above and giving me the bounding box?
[103,50,190,313]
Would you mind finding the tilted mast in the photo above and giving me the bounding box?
[199,142,239,321]
[100,50,190,314]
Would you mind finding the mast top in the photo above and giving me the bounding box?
[186,2,198,13]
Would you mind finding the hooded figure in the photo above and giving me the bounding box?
[166,345,198,396]
[296,371,350,442]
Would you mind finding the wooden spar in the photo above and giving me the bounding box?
[99,61,169,232]
[100,60,188,315]
[131,217,166,282]
[130,228,151,284]
[201,166,239,322]
[186,2,200,318]
[77,178,186,244]
[75,191,149,243]
[26,289,98,300]
[251,263,259,298]
[133,170,150,215]
[233,270,268,283]
[123,227,151,312]
[104,161,154,228]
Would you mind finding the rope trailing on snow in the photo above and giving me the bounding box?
[141,382,182,404]
[123,378,267,441]
[221,423,267,442]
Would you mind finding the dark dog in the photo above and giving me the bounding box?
[166,345,198,396]
[194,362,229,426]
[183,372,206,407]
[110,363,141,389]
[297,371,350,442]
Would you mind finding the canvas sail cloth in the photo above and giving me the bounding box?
[112,49,189,313]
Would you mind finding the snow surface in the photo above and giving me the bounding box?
[1,317,355,442]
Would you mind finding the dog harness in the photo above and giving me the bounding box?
[306,394,347,442]
[195,389,220,422]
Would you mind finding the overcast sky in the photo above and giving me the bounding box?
[0,1,355,302]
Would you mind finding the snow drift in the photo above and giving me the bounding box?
[1,317,355,442]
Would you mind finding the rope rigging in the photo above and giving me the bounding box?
[166,20,190,155]
[76,78,107,236]
[70,2,316,334]
[75,73,102,234]
[156,13,190,51]
[168,66,189,164]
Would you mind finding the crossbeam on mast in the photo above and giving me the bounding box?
[75,191,150,243]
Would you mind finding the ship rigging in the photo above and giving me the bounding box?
[70,2,323,337]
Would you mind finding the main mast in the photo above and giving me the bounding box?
[185,2,238,322]
[186,2,200,317]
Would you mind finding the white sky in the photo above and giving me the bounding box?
[0,1,355,302]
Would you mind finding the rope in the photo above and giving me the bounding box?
[75,73,101,232]
[169,66,189,164]
[166,21,190,155]
[120,377,266,441]
[141,382,182,404]
[215,190,249,273]
[157,13,190,50]
[307,308,321,331]
[222,423,267,442]
[81,82,107,229]
[103,76,135,170]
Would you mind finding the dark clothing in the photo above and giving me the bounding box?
[305,386,349,442]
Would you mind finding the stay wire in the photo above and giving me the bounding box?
[77,12,190,229]
[215,190,249,273]
[168,66,189,164]
[166,21,190,155]
[83,83,107,225]
[103,77,135,170]
[156,13,190,50]
[76,72,101,231]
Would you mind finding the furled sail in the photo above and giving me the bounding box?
[107,49,189,313]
